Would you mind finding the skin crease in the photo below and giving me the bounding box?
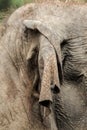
[0,1,87,130]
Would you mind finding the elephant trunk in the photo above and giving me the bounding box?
[39,35,60,107]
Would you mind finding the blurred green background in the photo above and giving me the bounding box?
[0,0,87,10]
[0,0,87,23]
[0,0,33,10]
[0,0,33,22]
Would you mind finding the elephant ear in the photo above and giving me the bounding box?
[23,20,63,110]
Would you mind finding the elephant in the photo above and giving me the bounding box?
[0,1,87,130]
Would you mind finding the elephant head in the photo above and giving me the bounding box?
[0,2,87,130]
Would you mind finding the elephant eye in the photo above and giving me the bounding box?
[70,73,84,83]
[64,69,84,83]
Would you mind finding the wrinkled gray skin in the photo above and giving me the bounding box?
[0,1,87,130]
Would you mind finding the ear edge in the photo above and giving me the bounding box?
[23,20,42,30]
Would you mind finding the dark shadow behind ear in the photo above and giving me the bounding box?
[23,28,40,100]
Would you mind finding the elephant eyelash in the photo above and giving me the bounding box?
[76,74,84,83]
[69,73,83,83]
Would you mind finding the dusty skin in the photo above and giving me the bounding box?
[0,1,87,130]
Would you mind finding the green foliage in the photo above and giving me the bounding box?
[0,0,33,10]
[24,0,33,3]
[10,0,24,8]
[0,0,10,10]
[0,0,33,22]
